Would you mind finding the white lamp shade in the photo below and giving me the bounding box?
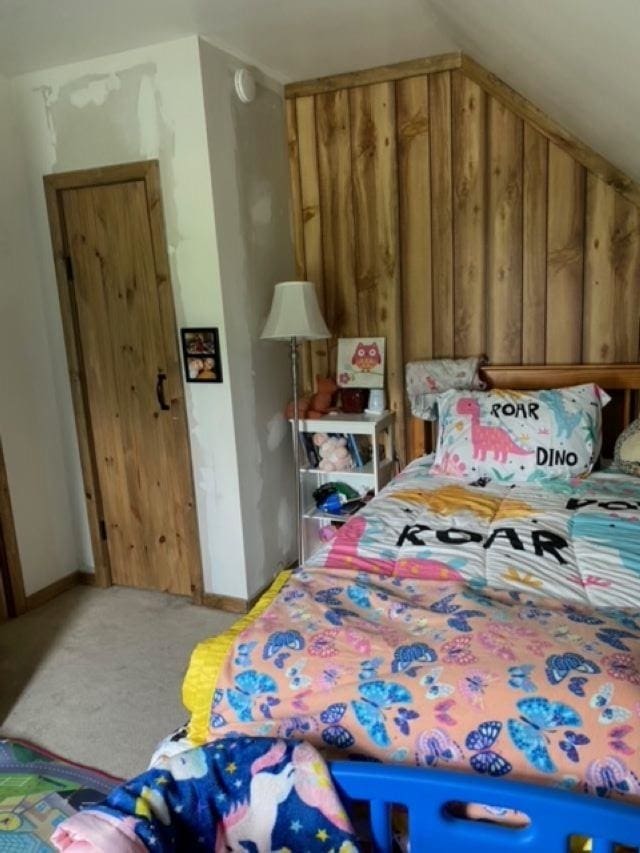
[261,281,330,341]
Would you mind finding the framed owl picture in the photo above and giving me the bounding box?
[336,337,385,388]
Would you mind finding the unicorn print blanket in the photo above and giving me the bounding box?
[52,737,357,852]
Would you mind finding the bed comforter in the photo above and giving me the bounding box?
[184,459,640,804]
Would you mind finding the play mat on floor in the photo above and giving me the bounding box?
[0,737,119,851]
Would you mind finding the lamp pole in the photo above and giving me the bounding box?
[290,335,302,567]
[261,281,329,571]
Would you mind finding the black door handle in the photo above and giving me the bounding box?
[156,372,170,411]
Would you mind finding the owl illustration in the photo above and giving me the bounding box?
[352,342,382,372]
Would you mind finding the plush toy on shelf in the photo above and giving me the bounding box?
[312,433,353,472]
[284,396,311,419]
[307,376,338,418]
[285,376,339,420]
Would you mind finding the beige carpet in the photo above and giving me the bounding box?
[0,585,236,778]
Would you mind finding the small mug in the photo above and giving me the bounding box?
[340,388,367,414]
[367,389,386,414]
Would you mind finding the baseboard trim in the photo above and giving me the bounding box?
[201,568,293,615]
[201,591,249,614]
[26,570,95,611]
[246,575,282,610]
[24,565,291,616]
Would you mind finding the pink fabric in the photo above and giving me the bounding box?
[203,567,640,803]
[51,812,146,853]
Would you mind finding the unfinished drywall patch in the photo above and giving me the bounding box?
[0,75,83,594]
[266,413,287,452]
[40,65,155,167]
[231,79,297,592]
[35,63,179,242]
[67,73,121,108]
[11,36,249,598]
[199,38,295,597]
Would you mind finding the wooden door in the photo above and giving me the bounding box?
[45,164,201,598]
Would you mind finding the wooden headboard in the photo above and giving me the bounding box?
[412,363,640,462]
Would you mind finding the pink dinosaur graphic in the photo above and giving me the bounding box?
[456,398,533,463]
[323,516,395,573]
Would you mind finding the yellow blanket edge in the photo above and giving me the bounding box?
[183,569,292,745]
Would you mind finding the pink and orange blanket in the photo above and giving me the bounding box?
[183,459,640,806]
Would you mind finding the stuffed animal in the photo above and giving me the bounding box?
[285,396,311,419]
[307,376,338,418]
[312,433,353,472]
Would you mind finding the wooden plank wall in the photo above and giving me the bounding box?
[285,59,640,463]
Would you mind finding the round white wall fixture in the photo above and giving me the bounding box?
[234,68,256,103]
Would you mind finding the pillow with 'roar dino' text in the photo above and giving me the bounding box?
[432,384,610,482]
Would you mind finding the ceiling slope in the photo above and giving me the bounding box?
[426,0,640,182]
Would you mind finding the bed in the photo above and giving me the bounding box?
[182,364,640,850]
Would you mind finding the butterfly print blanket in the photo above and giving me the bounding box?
[183,460,640,804]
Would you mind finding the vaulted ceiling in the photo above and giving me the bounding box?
[1,0,638,181]
[426,0,640,185]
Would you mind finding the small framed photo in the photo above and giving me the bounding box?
[336,337,385,388]
[181,328,222,383]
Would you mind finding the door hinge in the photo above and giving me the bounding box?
[64,255,74,281]
[99,519,107,541]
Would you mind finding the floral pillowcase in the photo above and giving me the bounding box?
[432,383,610,482]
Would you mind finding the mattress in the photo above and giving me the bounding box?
[183,458,640,804]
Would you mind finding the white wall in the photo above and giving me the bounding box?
[198,39,295,598]
[10,37,250,597]
[0,75,82,595]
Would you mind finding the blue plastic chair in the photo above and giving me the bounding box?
[330,762,640,852]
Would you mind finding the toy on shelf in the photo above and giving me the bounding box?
[308,375,338,418]
[297,411,395,563]
[312,433,353,472]
[312,482,363,516]
[286,376,339,420]
[285,396,311,419]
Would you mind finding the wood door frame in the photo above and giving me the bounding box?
[0,437,27,617]
[44,160,203,601]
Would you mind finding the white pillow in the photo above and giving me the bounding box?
[432,384,610,482]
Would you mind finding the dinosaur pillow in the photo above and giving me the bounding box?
[432,384,610,482]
